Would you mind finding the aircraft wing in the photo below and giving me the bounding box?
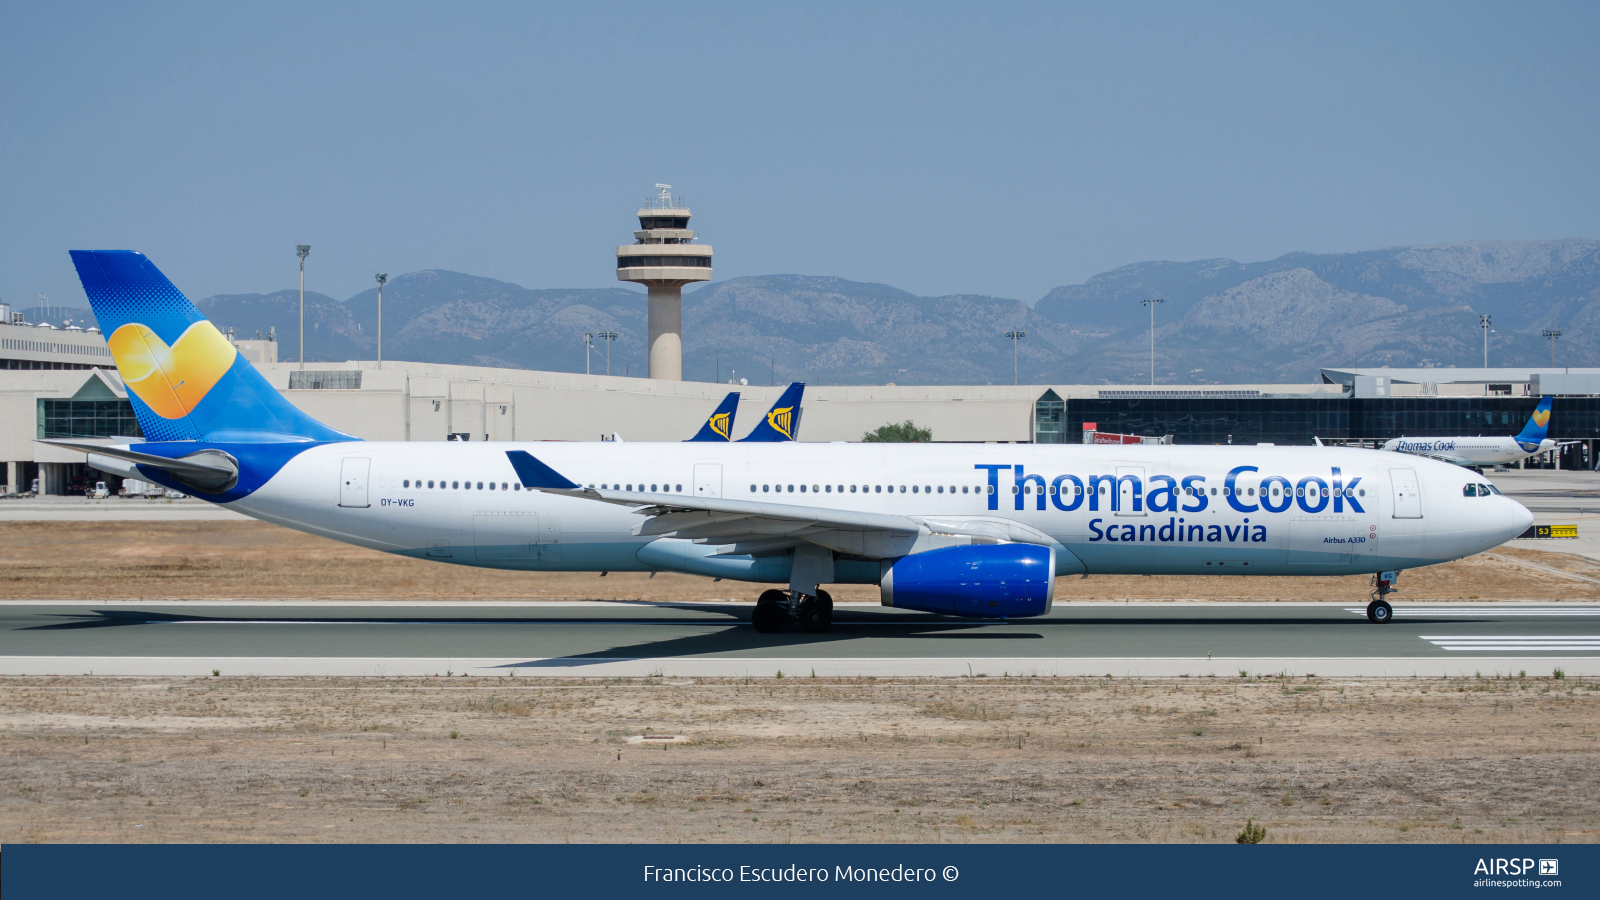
[505,450,1060,559]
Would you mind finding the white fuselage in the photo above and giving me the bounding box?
[1382,436,1557,467]
[221,441,1533,583]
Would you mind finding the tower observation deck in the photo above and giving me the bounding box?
[617,184,712,380]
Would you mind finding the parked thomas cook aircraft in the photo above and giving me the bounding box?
[1382,396,1577,469]
[52,251,1533,632]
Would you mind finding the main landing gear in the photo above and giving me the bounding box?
[752,588,834,634]
[1366,570,1401,624]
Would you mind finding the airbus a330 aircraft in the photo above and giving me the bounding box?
[51,251,1533,633]
[1383,396,1576,469]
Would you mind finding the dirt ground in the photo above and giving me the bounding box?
[0,674,1595,843]
[2,520,1599,602]
[3,522,1598,844]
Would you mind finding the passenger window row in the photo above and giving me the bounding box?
[402,479,519,491]
[749,484,994,495]
[594,483,684,493]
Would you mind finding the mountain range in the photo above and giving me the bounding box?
[33,239,1600,385]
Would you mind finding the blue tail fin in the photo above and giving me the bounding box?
[737,382,805,442]
[686,391,740,442]
[69,250,354,444]
[1514,395,1554,446]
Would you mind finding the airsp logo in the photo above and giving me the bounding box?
[1473,858,1553,876]
[708,412,731,439]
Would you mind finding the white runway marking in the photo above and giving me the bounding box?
[1420,635,1600,652]
[1345,607,1600,617]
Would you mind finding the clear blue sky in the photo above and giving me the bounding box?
[3,1,1597,310]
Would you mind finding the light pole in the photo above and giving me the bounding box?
[1142,297,1164,385]
[1543,329,1563,368]
[374,273,387,368]
[583,332,594,375]
[1004,330,1026,385]
[598,331,617,375]
[296,244,310,369]
[1479,314,1492,369]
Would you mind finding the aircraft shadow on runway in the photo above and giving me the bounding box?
[11,606,1483,668]
[493,612,1444,667]
[14,606,1468,634]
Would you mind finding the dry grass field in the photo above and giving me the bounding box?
[0,674,1596,843]
[2,521,1598,844]
[2,520,1599,603]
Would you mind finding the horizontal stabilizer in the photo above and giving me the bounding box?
[37,440,238,492]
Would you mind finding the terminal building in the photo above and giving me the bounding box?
[4,306,1598,494]
[5,193,1598,493]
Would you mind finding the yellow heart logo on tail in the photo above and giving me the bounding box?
[107,321,237,420]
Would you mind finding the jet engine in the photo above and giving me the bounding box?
[879,543,1056,618]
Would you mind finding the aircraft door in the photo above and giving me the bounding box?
[693,464,722,499]
[1115,465,1146,516]
[1389,467,1423,518]
[474,511,537,561]
[339,457,371,508]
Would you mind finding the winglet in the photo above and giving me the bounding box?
[737,382,805,442]
[686,391,740,442]
[506,450,581,490]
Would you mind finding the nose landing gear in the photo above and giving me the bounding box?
[751,588,834,634]
[1366,570,1400,623]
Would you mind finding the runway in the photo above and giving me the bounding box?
[2,600,1597,678]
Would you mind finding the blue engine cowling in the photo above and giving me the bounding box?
[879,543,1056,618]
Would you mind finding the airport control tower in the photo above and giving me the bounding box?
[616,185,712,380]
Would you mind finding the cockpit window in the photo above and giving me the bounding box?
[1463,484,1478,497]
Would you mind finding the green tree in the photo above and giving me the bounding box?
[1235,818,1266,844]
[862,421,932,443]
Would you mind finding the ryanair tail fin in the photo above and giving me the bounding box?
[686,391,740,442]
[1514,395,1554,446]
[738,382,805,442]
[68,250,354,444]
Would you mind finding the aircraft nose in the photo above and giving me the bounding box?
[1502,499,1535,541]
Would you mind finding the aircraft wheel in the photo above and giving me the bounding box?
[1367,598,1393,624]
[752,590,788,634]
[798,595,832,633]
